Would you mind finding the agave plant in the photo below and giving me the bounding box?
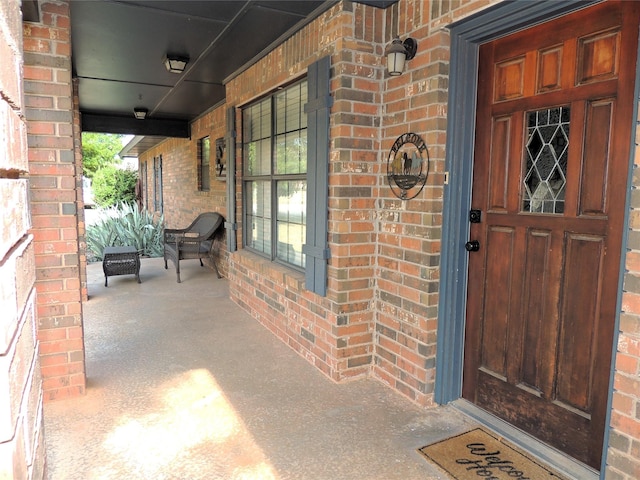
[86,203,164,261]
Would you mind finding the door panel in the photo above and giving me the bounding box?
[521,228,558,396]
[581,99,613,214]
[556,233,604,411]
[463,1,639,469]
[481,226,516,377]
[487,116,511,210]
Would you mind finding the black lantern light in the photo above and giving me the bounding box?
[385,37,418,76]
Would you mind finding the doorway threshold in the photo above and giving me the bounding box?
[451,399,599,480]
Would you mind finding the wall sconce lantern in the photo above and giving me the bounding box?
[133,108,147,120]
[164,54,189,74]
[385,37,417,76]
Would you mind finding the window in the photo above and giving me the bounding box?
[153,155,163,213]
[198,136,211,191]
[243,79,308,269]
[139,161,147,210]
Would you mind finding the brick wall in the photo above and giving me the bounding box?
[0,0,46,477]
[223,2,384,382]
[608,99,640,479]
[374,0,447,406]
[24,0,86,402]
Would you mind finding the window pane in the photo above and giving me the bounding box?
[201,137,210,191]
[246,181,271,255]
[278,83,304,133]
[287,84,302,131]
[201,168,210,191]
[277,180,306,267]
[202,137,210,165]
[257,139,271,175]
[243,98,272,176]
[244,142,255,175]
[298,129,307,173]
[260,101,271,138]
[300,84,307,129]
[275,128,307,175]
[274,81,307,175]
[522,106,569,214]
[245,139,272,175]
[244,99,271,141]
[275,91,287,135]
[275,82,305,134]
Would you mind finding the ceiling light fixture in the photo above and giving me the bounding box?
[385,37,418,76]
[164,54,189,74]
[133,107,147,120]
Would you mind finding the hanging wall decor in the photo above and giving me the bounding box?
[387,132,429,200]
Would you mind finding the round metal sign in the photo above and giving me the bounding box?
[386,132,429,200]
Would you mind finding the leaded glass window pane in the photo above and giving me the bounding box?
[522,106,570,214]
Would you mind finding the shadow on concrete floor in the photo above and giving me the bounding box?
[44,257,474,479]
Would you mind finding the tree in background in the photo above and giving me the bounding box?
[82,133,138,207]
[93,166,138,207]
[81,132,123,179]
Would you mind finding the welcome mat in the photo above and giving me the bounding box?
[418,428,568,479]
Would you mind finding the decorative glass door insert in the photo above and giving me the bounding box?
[522,106,569,214]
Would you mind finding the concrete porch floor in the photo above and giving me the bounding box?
[43,257,477,479]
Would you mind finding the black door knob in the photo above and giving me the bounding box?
[465,240,480,252]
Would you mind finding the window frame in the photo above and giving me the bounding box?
[241,78,308,271]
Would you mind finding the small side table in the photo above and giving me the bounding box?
[102,246,141,287]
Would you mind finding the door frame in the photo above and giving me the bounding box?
[435,0,640,475]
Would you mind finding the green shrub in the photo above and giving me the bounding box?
[92,166,137,207]
[86,203,164,261]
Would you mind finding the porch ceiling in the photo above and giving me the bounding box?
[70,0,397,142]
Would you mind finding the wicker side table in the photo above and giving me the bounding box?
[102,246,141,287]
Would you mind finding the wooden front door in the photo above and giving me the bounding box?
[463,1,639,469]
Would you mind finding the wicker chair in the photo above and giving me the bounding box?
[163,212,224,283]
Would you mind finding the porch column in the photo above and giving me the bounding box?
[24,0,87,401]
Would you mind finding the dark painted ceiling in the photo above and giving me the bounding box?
[69,0,397,147]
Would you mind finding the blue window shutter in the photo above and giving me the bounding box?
[302,56,333,296]
[225,106,237,252]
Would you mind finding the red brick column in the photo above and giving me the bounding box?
[24,0,86,402]
[325,1,383,380]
